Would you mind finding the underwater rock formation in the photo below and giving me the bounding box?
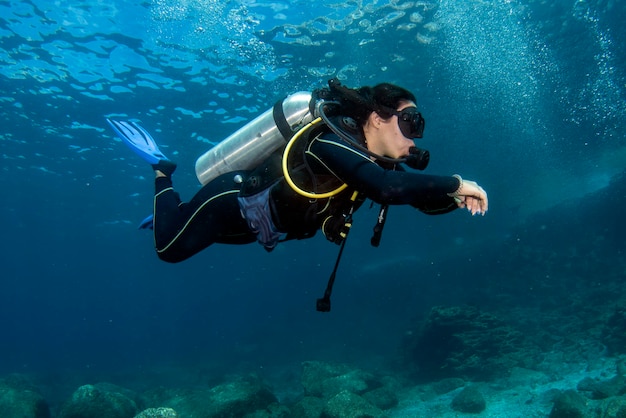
[402,305,540,380]
[450,385,486,414]
[58,383,139,418]
[577,375,626,400]
[293,361,399,417]
[301,361,381,399]
[0,374,50,418]
[290,396,325,418]
[134,407,178,418]
[157,374,280,417]
[321,390,387,418]
[548,390,589,418]
[602,306,626,356]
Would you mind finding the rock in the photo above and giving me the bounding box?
[206,374,277,417]
[506,367,551,387]
[301,362,352,397]
[617,358,626,377]
[432,378,465,395]
[379,375,402,394]
[320,369,378,399]
[362,387,398,410]
[602,306,626,355]
[549,390,588,418]
[601,396,626,418]
[451,385,486,414]
[322,390,387,418]
[403,305,538,380]
[58,383,139,418]
[140,386,195,410]
[159,374,277,418]
[244,402,291,417]
[578,375,626,400]
[0,375,50,418]
[290,396,325,418]
[134,407,178,418]
[538,388,564,406]
[301,361,383,400]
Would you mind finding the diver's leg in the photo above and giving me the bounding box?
[153,176,184,243]
[153,171,255,263]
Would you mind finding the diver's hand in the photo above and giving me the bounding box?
[448,175,488,216]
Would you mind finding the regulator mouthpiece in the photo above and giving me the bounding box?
[404,147,430,170]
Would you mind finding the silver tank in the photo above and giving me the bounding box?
[195,91,314,185]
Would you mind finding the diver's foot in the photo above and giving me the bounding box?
[152,159,177,177]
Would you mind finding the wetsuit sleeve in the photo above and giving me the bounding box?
[307,134,460,213]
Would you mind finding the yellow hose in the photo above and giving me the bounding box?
[282,117,348,199]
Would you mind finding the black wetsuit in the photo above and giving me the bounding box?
[153,131,460,263]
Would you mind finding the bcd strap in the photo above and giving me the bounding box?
[273,98,294,141]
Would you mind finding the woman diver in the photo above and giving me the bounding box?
[107,78,488,275]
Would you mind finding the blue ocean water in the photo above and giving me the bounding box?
[1,0,625,412]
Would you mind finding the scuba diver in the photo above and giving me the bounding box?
[107,78,488,311]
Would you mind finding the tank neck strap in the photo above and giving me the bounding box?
[273,98,294,141]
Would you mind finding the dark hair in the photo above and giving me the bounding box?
[347,83,416,124]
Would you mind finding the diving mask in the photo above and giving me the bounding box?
[389,106,425,139]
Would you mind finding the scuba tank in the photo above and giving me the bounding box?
[195,91,314,185]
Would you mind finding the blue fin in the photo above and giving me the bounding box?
[138,214,154,230]
[107,119,168,165]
